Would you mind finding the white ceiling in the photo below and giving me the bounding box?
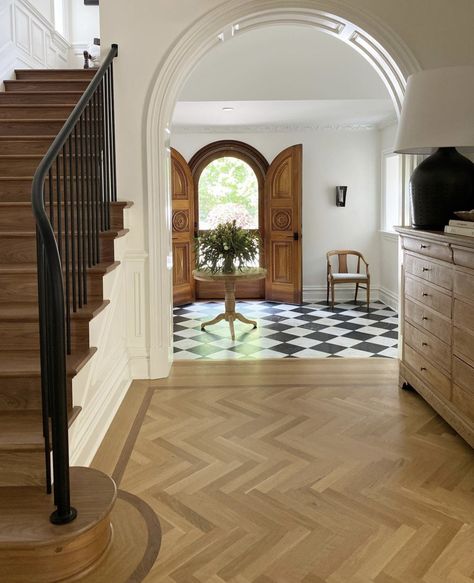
[173,26,395,130]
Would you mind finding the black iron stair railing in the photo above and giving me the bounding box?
[32,44,118,525]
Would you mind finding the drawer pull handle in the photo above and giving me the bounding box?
[420,244,428,249]
[422,292,429,297]
[422,267,431,272]
[422,316,429,321]
[420,367,427,372]
[422,342,428,347]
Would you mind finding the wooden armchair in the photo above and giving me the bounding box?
[326,250,370,310]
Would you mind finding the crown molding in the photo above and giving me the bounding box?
[376,115,398,130]
[171,123,378,134]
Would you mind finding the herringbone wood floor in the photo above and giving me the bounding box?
[100,359,474,583]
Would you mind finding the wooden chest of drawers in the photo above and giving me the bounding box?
[396,227,474,447]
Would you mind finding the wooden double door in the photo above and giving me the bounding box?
[171,141,303,306]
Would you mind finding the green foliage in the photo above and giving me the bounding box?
[196,220,260,274]
[199,157,258,229]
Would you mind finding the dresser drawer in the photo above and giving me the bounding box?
[404,344,451,400]
[454,326,474,366]
[453,245,474,270]
[453,299,474,335]
[405,253,452,290]
[405,298,452,344]
[404,322,451,373]
[405,276,452,318]
[452,385,474,423]
[453,356,474,396]
[403,236,452,262]
[454,269,474,302]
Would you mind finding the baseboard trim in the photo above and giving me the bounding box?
[379,286,399,310]
[70,352,132,467]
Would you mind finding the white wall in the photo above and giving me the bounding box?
[172,129,381,301]
[67,0,99,67]
[378,123,400,308]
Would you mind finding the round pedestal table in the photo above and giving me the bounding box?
[192,268,267,340]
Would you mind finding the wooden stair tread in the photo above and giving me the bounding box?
[0,229,128,238]
[0,261,120,274]
[0,467,116,546]
[0,300,109,321]
[0,348,97,378]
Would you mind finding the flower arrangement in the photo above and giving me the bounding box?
[196,220,260,274]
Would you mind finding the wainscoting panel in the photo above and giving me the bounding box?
[0,0,70,84]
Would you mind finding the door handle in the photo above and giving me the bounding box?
[293,232,299,241]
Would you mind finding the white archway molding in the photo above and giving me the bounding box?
[144,0,421,378]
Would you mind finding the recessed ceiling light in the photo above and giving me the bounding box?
[222,107,234,112]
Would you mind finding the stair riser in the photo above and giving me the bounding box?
[0,235,116,264]
[0,272,105,303]
[0,378,72,411]
[15,70,96,80]
[0,120,66,137]
[0,155,101,175]
[0,450,45,486]
[0,320,91,352]
[0,92,82,105]
[0,178,103,201]
[0,204,126,231]
[4,81,90,92]
[0,106,74,120]
[0,139,53,155]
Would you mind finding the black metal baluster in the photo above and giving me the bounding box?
[68,136,77,314]
[56,158,62,261]
[88,101,99,264]
[109,62,117,203]
[79,115,88,301]
[82,113,92,269]
[85,106,95,265]
[98,81,105,231]
[62,145,71,355]
[103,73,111,231]
[93,90,102,251]
[74,127,83,309]
[48,168,54,226]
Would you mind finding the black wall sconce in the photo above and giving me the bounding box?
[336,186,347,207]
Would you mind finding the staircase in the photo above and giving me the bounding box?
[0,53,130,582]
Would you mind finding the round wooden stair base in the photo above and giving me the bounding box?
[0,467,117,583]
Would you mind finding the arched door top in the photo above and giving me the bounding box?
[189,140,269,182]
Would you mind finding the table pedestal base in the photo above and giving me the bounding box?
[200,279,257,340]
[201,312,257,341]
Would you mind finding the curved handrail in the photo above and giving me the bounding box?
[31,44,118,525]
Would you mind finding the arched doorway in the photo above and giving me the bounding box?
[145,1,420,377]
[174,140,268,302]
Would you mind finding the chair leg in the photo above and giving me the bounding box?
[354,283,359,303]
[326,280,329,305]
[367,282,370,312]
[331,282,335,309]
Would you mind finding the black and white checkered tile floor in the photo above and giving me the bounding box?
[173,300,398,360]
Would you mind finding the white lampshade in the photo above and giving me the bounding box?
[394,66,474,154]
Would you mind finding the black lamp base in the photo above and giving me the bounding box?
[410,147,474,230]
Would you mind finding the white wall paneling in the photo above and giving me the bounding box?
[125,251,150,378]
[0,0,71,84]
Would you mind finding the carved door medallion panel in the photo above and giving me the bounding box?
[171,148,195,306]
[264,145,303,303]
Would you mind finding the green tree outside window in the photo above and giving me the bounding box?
[199,157,258,230]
